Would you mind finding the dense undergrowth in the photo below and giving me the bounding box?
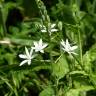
[0,0,96,96]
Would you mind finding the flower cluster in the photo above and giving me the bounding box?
[40,23,58,36]
[19,23,78,66]
[19,39,48,66]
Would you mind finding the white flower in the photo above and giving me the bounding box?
[40,23,58,35]
[32,39,48,53]
[61,39,78,55]
[19,47,36,66]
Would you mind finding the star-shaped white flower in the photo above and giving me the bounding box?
[19,47,36,66]
[61,39,78,55]
[40,23,58,35]
[32,39,48,53]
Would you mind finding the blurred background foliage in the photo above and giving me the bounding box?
[0,0,96,96]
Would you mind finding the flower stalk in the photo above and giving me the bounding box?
[78,26,83,66]
[0,3,7,37]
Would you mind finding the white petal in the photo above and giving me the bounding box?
[35,49,39,52]
[42,43,48,49]
[39,39,43,46]
[31,54,37,59]
[19,54,27,59]
[30,48,33,56]
[28,60,31,65]
[66,39,71,48]
[39,24,42,27]
[61,40,65,47]
[25,47,30,57]
[19,60,28,66]
[34,42,38,47]
[42,25,46,28]
[51,24,56,28]
[31,47,35,49]
[51,29,58,32]
[71,46,78,50]
[62,48,68,52]
[66,39,69,45]
[40,50,44,53]
[41,29,47,32]
[70,51,78,55]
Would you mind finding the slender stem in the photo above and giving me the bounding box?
[0,4,7,37]
[72,54,83,68]
[46,22,53,64]
[78,27,83,66]
[55,78,59,96]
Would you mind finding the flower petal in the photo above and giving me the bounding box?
[25,47,30,57]
[71,46,78,50]
[34,41,38,47]
[61,40,65,47]
[51,24,56,28]
[39,39,43,46]
[70,51,78,55]
[28,60,31,65]
[19,60,28,66]
[42,43,48,49]
[19,54,27,59]
[51,29,58,32]
[40,50,44,53]
[30,48,33,56]
[41,29,47,32]
[31,54,37,59]
[66,39,70,46]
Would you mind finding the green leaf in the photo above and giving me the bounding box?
[69,71,88,76]
[52,54,69,80]
[9,37,34,46]
[66,89,80,96]
[0,63,51,73]
[83,44,96,73]
[71,72,95,91]
[66,86,94,96]
[39,87,55,96]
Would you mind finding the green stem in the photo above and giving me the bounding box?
[46,22,53,64]
[72,54,83,68]
[55,78,59,96]
[78,27,83,66]
[0,4,7,37]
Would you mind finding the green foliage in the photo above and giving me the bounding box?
[0,0,96,96]
[83,44,96,73]
[39,86,55,96]
[52,54,69,80]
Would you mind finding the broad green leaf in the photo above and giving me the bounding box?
[39,87,55,96]
[66,89,79,96]
[66,86,94,96]
[83,44,96,73]
[78,85,94,91]
[52,54,69,80]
